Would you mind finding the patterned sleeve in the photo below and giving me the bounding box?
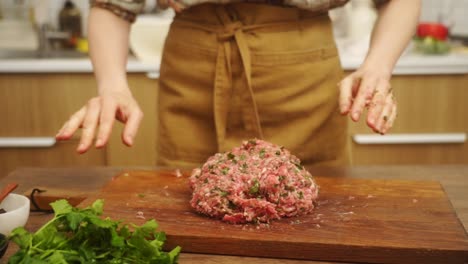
[89,0,145,23]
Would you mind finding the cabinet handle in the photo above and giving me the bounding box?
[146,72,160,79]
[0,137,56,148]
[353,133,466,145]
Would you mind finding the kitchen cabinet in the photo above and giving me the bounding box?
[348,73,468,165]
[0,73,158,179]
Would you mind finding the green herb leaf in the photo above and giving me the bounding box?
[50,199,73,215]
[228,201,237,210]
[247,139,257,145]
[227,152,235,160]
[298,191,304,199]
[9,227,32,249]
[240,163,248,173]
[91,199,104,215]
[259,149,266,158]
[249,179,260,195]
[110,228,125,248]
[66,211,83,231]
[294,162,303,171]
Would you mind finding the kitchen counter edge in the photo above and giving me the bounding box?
[0,53,467,75]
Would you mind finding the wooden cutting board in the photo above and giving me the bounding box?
[81,170,468,264]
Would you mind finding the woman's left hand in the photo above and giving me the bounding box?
[338,67,397,135]
[157,0,186,12]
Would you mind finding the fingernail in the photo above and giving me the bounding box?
[96,139,102,147]
[340,104,348,113]
[126,136,133,145]
[352,112,359,120]
[377,124,385,134]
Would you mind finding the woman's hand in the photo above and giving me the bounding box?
[158,0,186,12]
[337,0,420,134]
[55,89,143,154]
[338,67,397,134]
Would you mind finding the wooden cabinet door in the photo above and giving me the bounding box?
[0,73,107,179]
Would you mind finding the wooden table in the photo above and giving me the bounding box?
[1,165,468,264]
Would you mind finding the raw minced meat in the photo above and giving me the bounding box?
[189,139,319,224]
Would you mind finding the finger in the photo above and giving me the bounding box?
[350,76,377,122]
[77,98,101,153]
[95,99,117,148]
[115,107,129,123]
[122,107,144,147]
[382,103,397,134]
[351,76,362,98]
[56,121,69,140]
[56,107,86,140]
[366,80,390,130]
[168,0,185,12]
[338,76,354,115]
[339,73,362,115]
[375,93,394,134]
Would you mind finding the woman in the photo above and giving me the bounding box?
[56,0,420,167]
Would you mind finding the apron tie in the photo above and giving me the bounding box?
[217,21,243,41]
[171,8,319,152]
[213,6,265,152]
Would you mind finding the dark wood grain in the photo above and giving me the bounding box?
[81,170,468,264]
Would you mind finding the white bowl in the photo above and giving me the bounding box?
[129,13,174,64]
[0,193,30,236]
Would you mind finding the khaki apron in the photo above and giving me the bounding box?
[157,3,350,168]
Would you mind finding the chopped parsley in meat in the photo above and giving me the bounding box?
[189,139,319,224]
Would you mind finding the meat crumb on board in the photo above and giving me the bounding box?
[173,169,183,177]
[189,139,319,224]
[136,211,145,220]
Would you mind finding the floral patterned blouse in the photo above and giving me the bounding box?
[90,0,388,23]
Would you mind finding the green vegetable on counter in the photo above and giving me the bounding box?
[413,36,451,55]
[8,199,181,264]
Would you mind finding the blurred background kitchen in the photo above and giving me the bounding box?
[0,0,466,179]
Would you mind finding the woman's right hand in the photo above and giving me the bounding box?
[55,89,143,154]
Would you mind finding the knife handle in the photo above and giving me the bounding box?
[0,183,19,204]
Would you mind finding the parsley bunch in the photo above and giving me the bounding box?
[8,199,181,263]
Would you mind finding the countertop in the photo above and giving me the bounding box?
[340,52,468,75]
[0,57,160,75]
[1,165,467,263]
[0,51,467,75]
